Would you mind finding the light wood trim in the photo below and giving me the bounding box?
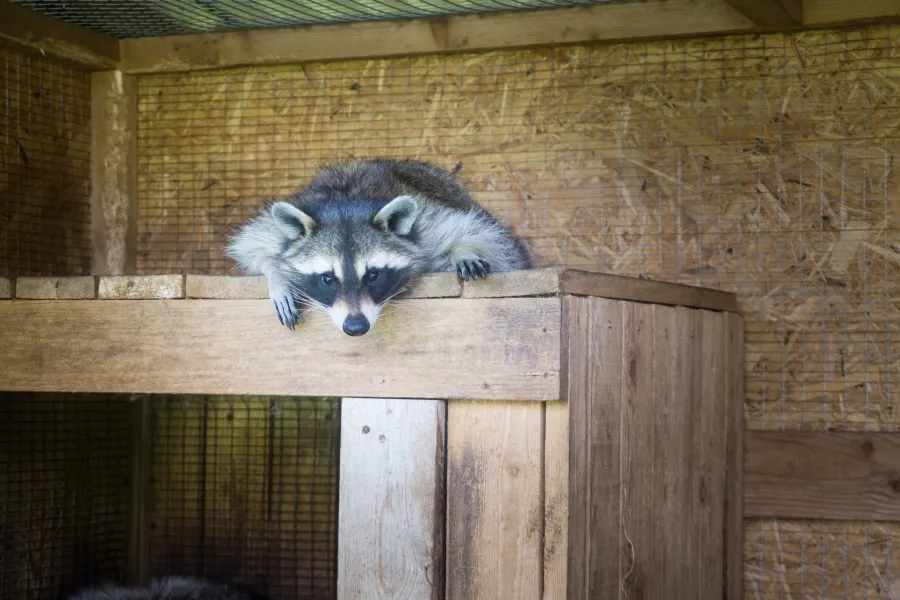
[118,0,754,74]
[0,0,119,69]
[542,401,569,600]
[744,430,900,521]
[91,71,138,275]
[559,269,738,312]
[725,0,803,26]
[338,397,446,600]
[0,298,560,400]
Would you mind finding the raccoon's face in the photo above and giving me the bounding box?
[271,195,421,336]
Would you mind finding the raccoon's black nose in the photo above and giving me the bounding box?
[342,314,370,336]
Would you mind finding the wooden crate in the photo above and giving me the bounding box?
[0,268,743,599]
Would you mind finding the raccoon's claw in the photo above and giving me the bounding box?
[272,296,298,330]
[456,257,491,281]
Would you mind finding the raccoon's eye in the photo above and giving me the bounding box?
[366,269,380,283]
[320,273,335,286]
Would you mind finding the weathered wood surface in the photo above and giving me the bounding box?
[338,398,445,600]
[98,275,184,299]
[0,298,560,400]
[725,312,744,600]
[446,400,543,600]
[744,430,900,521]
[542,401,569,600]
[91,71,138,276]
[15,276,95,299]
[0,0,120,68]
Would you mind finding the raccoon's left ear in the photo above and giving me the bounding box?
[373,195,419,236]
[271,202,316,241]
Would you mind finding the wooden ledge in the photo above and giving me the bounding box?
[2,269,738,312]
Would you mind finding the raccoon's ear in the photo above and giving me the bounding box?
[271,202,316,241]
[373,195,419,236]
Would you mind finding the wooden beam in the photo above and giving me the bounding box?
[744,430,900,521]
[446,400,543,600]
[803,0,900,26]
[0,0,119,69]
[725,0,803,27]
[724,312,744,600]
[118,0,755,74]
[0,298,560,400]
[338,397,445,600]
[91,71,138,276]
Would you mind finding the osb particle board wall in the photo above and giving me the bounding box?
[0,44,92,278]
[136,25,900,597]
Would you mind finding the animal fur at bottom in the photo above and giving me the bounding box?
[68,576,263,600]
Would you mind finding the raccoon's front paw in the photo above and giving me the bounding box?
[268,281,299,330]
[456,256,491,281]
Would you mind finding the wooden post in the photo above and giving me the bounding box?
[91,70,138,276]
[446,400,543,600]
[338,398,446,600]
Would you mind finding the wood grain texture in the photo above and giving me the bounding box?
[542,401,568,600]
[462,269,561,299]
[560,269,738,312]
[725,312,744,600]
[15,276,95,299]
[118,0,754,74]
[0,0,119,68]
[91,71,138,276]
[0,298,560,400]
[804,0,900,25]
[744,431,900,521]
[98,275,184,299]
[564,297,625,600]
[338,398,445,600]
[725,0,803,26]
[0,278,9,299]
[447,400,543,600]
[127,397,150,586]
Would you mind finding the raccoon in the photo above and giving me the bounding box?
[67,575,263,600]
[225,158,532,336]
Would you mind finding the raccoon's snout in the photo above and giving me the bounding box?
[342,314,370,336]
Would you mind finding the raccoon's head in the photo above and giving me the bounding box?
[271,195,422,336]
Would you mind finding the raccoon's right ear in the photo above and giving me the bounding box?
[271,202,316,241]
[373,195,419,236]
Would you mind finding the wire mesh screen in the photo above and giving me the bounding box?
[0,43,92,279]
[136,25,900,596]
[147,396,340,600]
[0,393,132,600]
[10,0,620,39]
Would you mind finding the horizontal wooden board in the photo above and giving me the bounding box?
[744,431,900,521]
[119,0,754,73]
[0,0,120,69]
[0,298,560,400]
[16,276,95,299]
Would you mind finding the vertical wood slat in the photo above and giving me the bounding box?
[338,397,446,600]
[446,400,543,600]
[725,313,745,599]
[91,70,138,276]
[542,401,568,600]
[564,296,625,599]
[126,397,150,586]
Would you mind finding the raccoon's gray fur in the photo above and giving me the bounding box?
[68,576,258,600]
[225,158,532,335]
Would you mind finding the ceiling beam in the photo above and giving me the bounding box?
[725,0,803,27]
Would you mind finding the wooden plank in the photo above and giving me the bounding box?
[462,268,560,299]
[0,278,9,299]
[338,397,445,600]
[126,397,150,586]
[15,276,95,299]
[542,402,568,600]
[98,275,184,299]
[118,0,754,74]
[563,297,625,600]
[803,0,900,25]
[0,0,119,69]
[725,0,803,26]
[184,272,460,299]
[446,400,543,600]
[0,298,560,400]
[744,431,900,521]
[725,313,744,600]
[91,71,138,276]
[560,269,738,312]
[619,302,656,599]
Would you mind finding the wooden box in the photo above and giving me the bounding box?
[0,268,743,600]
